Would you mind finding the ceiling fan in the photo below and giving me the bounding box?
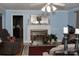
[30,3,66,12]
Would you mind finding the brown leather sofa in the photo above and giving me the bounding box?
[0,29,21,55]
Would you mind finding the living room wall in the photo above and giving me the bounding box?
[68,8,77,28]
[5,10,49,43]
[68,7,79,28]
[50,11,68,42]
[4,10,68,43]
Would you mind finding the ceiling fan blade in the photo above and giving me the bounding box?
[29,3,43,6]
[53,3,66,6]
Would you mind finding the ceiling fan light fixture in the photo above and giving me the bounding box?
[46,5,51,12]
[52,5,57,11]
[41,6,45,12]
[41,3,58,12]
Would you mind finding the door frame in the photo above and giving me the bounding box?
[12,14,24,43]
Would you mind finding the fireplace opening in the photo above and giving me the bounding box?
[30,30,48,45]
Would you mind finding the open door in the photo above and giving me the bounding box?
[0,14,2,29]
[13,15,23,55]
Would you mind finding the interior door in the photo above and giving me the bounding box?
[0,15,2,29]
[13,15,23,55]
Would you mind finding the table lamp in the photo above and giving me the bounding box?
[63,27,68,55]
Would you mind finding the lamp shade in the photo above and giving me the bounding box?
[75,28,79,34]
[41,6,45,12]
[46,5,51,12]
[63,27,68,34]
[52,5,57,11]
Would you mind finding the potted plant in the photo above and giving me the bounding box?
[48,34,57,44]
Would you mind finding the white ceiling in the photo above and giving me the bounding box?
[0,3,79,10]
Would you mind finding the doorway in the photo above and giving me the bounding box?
[13,15,23,54]
[0,15,2,29]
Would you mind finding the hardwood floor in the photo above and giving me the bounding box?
[22,44,29,55]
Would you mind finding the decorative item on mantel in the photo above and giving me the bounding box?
[37,16,41,24]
